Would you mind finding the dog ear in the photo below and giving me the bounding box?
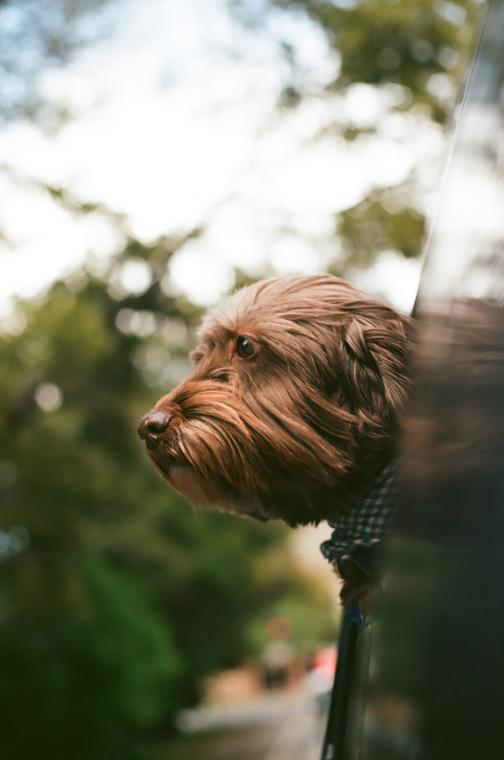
[338,311,411,422]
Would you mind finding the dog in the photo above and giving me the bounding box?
[138,274,412,536]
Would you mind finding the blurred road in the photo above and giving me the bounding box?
[170,689,328,760]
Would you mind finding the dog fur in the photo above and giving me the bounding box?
[138,275,412,527]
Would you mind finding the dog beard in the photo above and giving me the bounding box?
[138,274,412,526]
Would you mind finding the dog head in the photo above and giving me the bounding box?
[138,275,412,525]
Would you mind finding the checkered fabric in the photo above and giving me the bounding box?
[320,463,397,566]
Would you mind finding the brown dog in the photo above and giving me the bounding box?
[138,274,412,529]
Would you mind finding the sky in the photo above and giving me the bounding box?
[0,0,443,318]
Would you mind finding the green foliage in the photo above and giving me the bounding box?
[270,0,478,123]
[0,557,180,760]
[335,187,427,269]
[83,557,182,723]
[0,254,336,756]
[234,0,480,267]
[0,0,119,126]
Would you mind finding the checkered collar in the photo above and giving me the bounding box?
[320,463,397,567]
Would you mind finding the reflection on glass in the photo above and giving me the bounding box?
[353,3,504,759]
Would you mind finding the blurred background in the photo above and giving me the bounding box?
[0,0,480,758]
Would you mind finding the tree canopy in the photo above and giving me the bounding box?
[233,0,479,271]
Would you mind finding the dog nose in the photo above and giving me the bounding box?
[137,410,171,441]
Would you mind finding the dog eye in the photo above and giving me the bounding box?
[212,371,230,383]
[236,335,255,359]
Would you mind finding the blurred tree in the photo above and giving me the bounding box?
[270,0,477,123]
[232,0,480,271]
[0,556,181,760]
[0,242,336,758]
[0,0,118,126]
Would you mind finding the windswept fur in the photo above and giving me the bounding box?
[138,274,413,526]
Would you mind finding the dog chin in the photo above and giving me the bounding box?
[166,463,227,509]
[149,454,268,520]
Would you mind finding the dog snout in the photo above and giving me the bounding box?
[137,409,172,444]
